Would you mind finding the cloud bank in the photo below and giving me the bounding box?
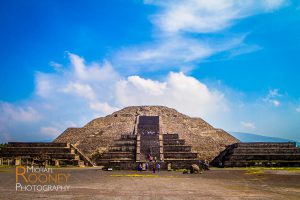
[1,53,299,142]
[0,53,230,141]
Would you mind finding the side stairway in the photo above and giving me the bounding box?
[211,142,300,167]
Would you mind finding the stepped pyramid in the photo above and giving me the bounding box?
[54,106,238,168]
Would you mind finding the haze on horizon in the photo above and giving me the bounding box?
[0,0,300,142]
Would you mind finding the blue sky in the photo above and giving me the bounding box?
[0,0,300,142]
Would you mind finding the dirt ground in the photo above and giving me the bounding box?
[0,167,299,200]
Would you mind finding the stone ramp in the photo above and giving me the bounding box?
[211,142,300,167]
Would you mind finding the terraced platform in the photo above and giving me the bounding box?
[211,142,300,167]
[0,142,93,167]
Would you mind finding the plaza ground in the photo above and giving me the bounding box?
[0,166,299,199]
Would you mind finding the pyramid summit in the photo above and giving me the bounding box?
[54,106,238,165]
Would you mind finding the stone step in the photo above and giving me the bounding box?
[163,145,192,152]
[114,140,136,146]
[109,160,135,163]
[228,154,300,160]
[97,158,135,162]
[232,148,300,154]
[163,139,185,145]
[109,146,136,152]
[0,152,76,159]
[163,134,179,139]
[101,152,134,159]
[163,158,199,161]
[121,134,137,139]
[97,161,138,170]
[164,152,198,159]
[105,152,134,154]
[1,147,71,153]
[236,142,296,148]
[7,142,68,148]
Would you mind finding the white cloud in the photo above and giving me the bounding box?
[124,37,212,63]
[89,102,119,114]
[116,72,228,118]
[241,121,256,130]
[68,53,119,82]
[268,89,282,97]
[35,72,57,98]
[63,82,97,101]
[0,102,42,123]
[271,100,281,107]
[126,76,166,96]
[118,0,287,67]
[262,0,288,11]
[0,102,43,141]
[49,61,63,72]
[37,53,120,114]
[40,127,61,137]
[119,35,244,66]
[0,54,121,142]
[263,89,282,107]
[229,44,262,57]
[0,54,230,141]
[62,82,119,114]
[147,0,287,34]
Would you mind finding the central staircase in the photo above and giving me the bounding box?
[96,116,199,169]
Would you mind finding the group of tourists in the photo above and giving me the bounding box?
[137,153,161,173]
[137,153,210,173]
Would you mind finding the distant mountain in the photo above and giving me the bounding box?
[229,132,297,143]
